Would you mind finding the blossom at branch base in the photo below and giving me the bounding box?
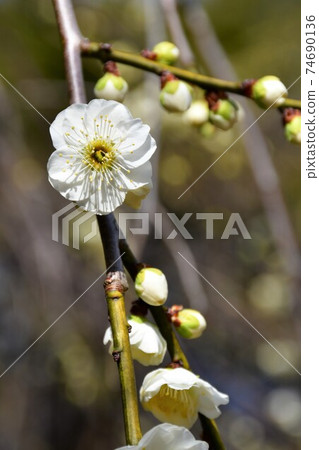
[115,423,208,450]
[140,367,229,428]
[170,307,207,339]
[152,41,180,65]
[251,76,287,108]
[135,267,168,306]
[183,100,210,127]
[160,80,193,112]
[94,73,128,102]
[47,99,156,214]
[208,98,238,130]
[104,315,167,366]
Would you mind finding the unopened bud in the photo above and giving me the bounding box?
[251,75,287,108]
[135,267,168,306]
[183,100,209,127]
[160,79,193,113]
[209,99,238,130]
[94,73,128,102]
[170,306,207,339]
[284,109,301,145]
[152,41,180,65]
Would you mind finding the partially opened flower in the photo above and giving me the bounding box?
[116,423,208,450]
[47,99,156,214]
[140,367,229,428]
[104,315,167,366]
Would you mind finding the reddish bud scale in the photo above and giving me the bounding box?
[103,60,120,76]
[282,107,301,125]
[141,49,158,60]
[205,90,228,110]
[241,78,257,98]
[160,71,178,89]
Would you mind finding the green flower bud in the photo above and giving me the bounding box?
[251,75,287,108]
[135,267,168,306]
[152,41,180,65]
[160,80,193,113]
[172,308,207,339]
[209,99,238,130]
[200,122,215,138]
[285,115,301,145]
[183,100,209,127]
[94,73,128,102]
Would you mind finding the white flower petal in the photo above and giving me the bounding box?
[115,424,208,450]
[50,109,67,149]
[120,134,157,168]
[85,99,133,127]
[195,379,229,419]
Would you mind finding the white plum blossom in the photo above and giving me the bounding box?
[104,315,167,366]
[135,267,168,306]
[47,99,156,214]
[115,423,209,450]
[140,367,229,428]
[251,75,287,108]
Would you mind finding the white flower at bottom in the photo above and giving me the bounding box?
[115,423,208,450]
[47,99,156,214]
[104,315,167,366]
[140,367,229,428]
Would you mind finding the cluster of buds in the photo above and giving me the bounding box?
[206,91,238,131]
[94,61,128,102]
[168,305,207,339]
[283,108,301,145]
[243,75,288,108]
[160,72,193,113]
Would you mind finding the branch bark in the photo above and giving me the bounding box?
[81,41,301,109]
[52,0,142,444]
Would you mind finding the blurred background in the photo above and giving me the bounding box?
[0,0,300,449]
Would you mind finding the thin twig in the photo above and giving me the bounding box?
[81,42,301,109]
[51,0,142,444]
